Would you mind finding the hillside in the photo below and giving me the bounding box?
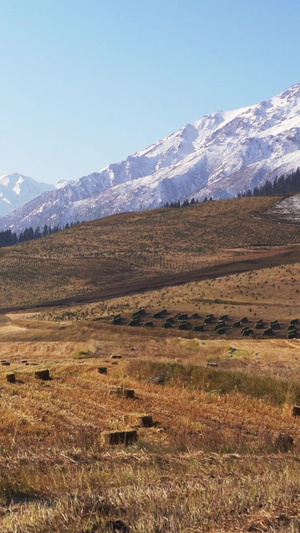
[1,195,300,532]
[3,84,300,232]
[0,196,300,310]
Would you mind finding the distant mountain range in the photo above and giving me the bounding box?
[0,174,56,217]
[2,83,300,232]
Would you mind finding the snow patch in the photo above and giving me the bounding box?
[2,83,300,231]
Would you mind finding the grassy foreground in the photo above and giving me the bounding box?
[0,316,299,532]
[0,195,300,531]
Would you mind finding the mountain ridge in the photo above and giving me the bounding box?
[0,173,55,217]
[2,83,300,232]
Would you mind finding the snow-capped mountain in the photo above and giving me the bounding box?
[0,174,55,217]
[55,179,73,189]
[2,83,300,232]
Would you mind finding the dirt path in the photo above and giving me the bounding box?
[1,244,300,314]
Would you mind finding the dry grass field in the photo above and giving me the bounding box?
[0,316,299,532]
[0,196,300,310]
[0,196,300,531]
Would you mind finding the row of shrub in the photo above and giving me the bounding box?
[128,360,300,406]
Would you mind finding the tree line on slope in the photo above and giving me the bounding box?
[165,168,300,207]
[163,197,211,208]
[1,167,300,249]
[0,221,82,249]
[238,167,300,198]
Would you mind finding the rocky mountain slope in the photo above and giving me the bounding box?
[0,173,55,217]
[2,84,300,232]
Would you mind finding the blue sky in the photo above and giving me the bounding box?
[1,0,300,183]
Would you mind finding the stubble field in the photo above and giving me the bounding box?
[0,196,300,531]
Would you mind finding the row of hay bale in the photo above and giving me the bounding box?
[111,309,224,329]
[96,363,156,447]
[110,309,299,337]
[230,317,299,338]
[111,309,236,334]
[287,319,299,339]
[101,411,154,446]
[102,377,155,446]
[6,369,50,383]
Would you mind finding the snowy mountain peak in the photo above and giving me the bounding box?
[55,179,72,189]
[277,82,300,99]
[2,83,300,233]
[0,173,26,188]
[0,174,55,217]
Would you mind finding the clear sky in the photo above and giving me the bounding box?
[1,0,300,184]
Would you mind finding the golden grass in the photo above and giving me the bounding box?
[0,196,300,309]
[0,196,300,530]
[0,317,299,530]
[52,258,299,324]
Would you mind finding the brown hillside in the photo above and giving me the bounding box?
[1,196,300,309]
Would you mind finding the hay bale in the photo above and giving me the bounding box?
[255,322,264,329]
[143,321,154,328]
[128,319,139,327]
[139,415,153,427]
[215,321,225,330]
[178,322,188,330]
[292,405,300,417]
[193,325,204,332]
[275,433,293,452]
[263,328,274,336]
[153,309,167,319]
[131,312,140,319]
[101,430,138,446]
[35,369,50,381]
[112,316,122,325]
[270,322,280,330]
[110,387,135,399]
[98,367,107,374]
[132,309,145,319]
[177,313,188,321]
[124,414,154,427]
[6,373,15,383]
